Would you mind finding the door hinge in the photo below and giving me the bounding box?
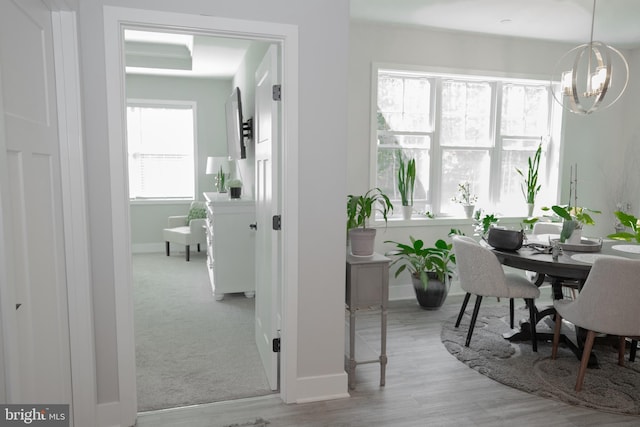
[272,84,282,101]
[272,337,281,353]
[272,215,282,230]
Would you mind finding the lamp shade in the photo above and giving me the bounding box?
[206,156,230,175]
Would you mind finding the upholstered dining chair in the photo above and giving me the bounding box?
[453,235,540,351]
[163,201,207,261]
[551,257,640,391]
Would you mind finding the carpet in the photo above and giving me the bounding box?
[133,252,273,412]
[441,304,640,416]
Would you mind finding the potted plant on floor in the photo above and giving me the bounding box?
[385,236,456,310]
[516,143,542,217]
[347,188,393,256]
[397,154,416,220]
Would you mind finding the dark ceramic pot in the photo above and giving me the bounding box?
[412,272,450,310]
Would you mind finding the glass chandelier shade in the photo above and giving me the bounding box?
[551,1,629,115]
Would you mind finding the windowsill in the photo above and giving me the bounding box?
[370,215,529,228]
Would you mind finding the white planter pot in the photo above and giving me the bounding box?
[527,203,535,217]
[401,205,413,220]
[348,228,377,256]
[463,204,475,219]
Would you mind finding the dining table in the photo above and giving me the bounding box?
[488,233,640,367]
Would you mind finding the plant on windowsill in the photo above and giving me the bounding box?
[347,188,393,256]
[451,181,478,219]
[607,211,640,242]
[385,236,456,310]
[516,143,542,217]
[473,210,499,239]
[397,154,416,220]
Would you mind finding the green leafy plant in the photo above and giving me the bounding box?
[473,211,499,237]
[228,178,242,188]
[397,154,416,207]
[542,205,600,242]
[347,188,393,230]
[516,144,542,204]
[385,237,456,290]
[608,211,640,242]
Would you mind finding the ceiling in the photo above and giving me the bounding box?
[125,0,640,78]
[350,0,640,48]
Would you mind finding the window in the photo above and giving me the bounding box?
[127,102,196,200]
[374,67,560,218]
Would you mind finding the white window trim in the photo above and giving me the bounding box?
[370,62,562,224]
[126,98,199,201]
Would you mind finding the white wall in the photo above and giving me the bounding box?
[78,0,349,415]
[348,22,640,298]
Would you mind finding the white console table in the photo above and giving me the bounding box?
[345,252,390,390]
[204,192,255,301]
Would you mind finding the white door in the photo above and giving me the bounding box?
[0,0,72,403]
[254,45,280,390]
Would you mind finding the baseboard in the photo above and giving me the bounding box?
[97,401,134,427]
[294,372,350,403]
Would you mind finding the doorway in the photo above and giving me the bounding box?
[103,7,300,422]
[125,29,274,411]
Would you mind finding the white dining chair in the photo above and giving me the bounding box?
[551,257,640,391]
[453,235,541,351]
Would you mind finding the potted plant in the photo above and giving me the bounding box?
[347,188,393,256]
[452,181,477,218]
[216,167,228,193]
[385,236,456,310]
[397,154,416,220]
[516,143,542,216]
[228,178,242,199]
[542,205,599,243]
[473,210,499,238]
[608,211,640,242]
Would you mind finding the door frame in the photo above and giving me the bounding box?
[103,6,299,421]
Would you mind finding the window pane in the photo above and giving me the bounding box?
[441,80,492,147]
[127,105,195,199]
[377,74,431,132]
[501,84,549,136]
[440,149,490,214]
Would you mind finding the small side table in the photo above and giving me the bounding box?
[345,252,390,390]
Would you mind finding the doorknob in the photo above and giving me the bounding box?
[249,223,257,230]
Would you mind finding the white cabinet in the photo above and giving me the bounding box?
[204,192,256,300]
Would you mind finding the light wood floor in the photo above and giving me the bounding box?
[136,292,640,426]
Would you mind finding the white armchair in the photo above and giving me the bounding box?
[163,201,207,261]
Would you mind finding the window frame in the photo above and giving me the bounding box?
[370,63,562,224]
[126,99,199,203]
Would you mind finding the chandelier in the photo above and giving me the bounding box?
[551,0,629,115]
